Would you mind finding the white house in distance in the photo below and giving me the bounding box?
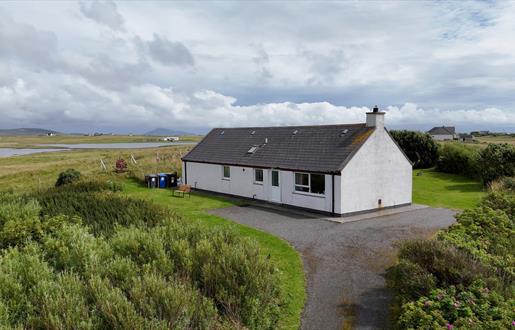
[181,108,412,216]
[428,126,456,141]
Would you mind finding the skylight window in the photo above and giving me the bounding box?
[247,146,258,154]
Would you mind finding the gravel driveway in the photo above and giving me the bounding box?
[210,205,456,330]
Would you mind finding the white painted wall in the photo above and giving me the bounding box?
[339,128,412,214]
[182,162,335,213]
[431,134,454,141]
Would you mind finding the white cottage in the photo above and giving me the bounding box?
[181,108,412,216]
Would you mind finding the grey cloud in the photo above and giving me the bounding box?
[252,46,272,83]
[147,34,194,67]
[302,49,346,86]
[0,13,59,70]
[79,0,125,31]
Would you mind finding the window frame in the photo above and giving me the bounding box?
[271,170,279,187]
[294,172,310,193]
[254,168,264,184]
[222,165,230,180]
[294,172,325,195]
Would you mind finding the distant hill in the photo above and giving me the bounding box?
[144,128,192,136]
[0,128,61,136]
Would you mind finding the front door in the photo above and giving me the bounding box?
[270,170,281,203]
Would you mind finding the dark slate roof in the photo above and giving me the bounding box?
[182,124,374,174]
[428,126,456,135]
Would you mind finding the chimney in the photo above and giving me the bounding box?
[366,105,385,129]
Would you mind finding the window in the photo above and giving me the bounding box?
[294,172,325,195]
[271,171,279,187]
[254,169,263,183]
[310,174,325,194]
[222,166,230,179]
[294,173,309,192]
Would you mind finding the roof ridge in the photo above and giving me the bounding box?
[210,122,366,130]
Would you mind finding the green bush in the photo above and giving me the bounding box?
[392,240,489,292]
[440,205,514,276]
[480,192,515,220]
[386,259,437,300]
[388,192,515,329]
[55,169,81,187]
[436,143,479,178]
[0,187,282,329]
[33,188,171,236]
[477,143,515,185]
[390,130,439,168]
[397,281,513,330]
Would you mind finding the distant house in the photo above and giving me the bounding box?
[458,133,474,143]
[162,136,180,142]
[181,108,412,216]
[428,126,456,141]
[46,133,55,136]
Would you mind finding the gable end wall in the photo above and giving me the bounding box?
[339,128,412,214]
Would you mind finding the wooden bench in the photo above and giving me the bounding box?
[173,184,191,198]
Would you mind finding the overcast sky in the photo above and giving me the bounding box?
[1,1,514,134]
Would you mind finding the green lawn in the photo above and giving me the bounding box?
[413,168,485,210]
[123,180,305,330]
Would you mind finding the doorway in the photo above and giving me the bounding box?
[270,170,281,203]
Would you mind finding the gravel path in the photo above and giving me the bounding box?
[210,205,456,330]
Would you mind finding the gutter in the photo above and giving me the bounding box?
[184,161,188,184]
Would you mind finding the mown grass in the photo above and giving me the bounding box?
[123,180,305,330]
[413,168,485,210]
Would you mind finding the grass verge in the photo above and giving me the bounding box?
[123,180,306,330]
[413,168,485,209]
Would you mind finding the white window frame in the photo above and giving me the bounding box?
[222,165,230,180]
[294,172,325,195]
[294,172,310,192]
[254,168,264,184]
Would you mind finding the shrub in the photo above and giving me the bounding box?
[52,180,123,193]
[390,130,439,168]
[480,192,515,220]
[0,193,80,248]
[396,281,513,330]
[389,192,515,330]
[129,272,218,329]
[477,143,515,185]
[30,272,96,329]
[386,260,437,300]
[489,176,515,193]
[436,143,479,178]
[393,240,489,292]
[55,169,81,187]
[33,189,171,236]
[440,206,514,275]
[0,188,283,329]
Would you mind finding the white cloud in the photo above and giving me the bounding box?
[0,2,514,132]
